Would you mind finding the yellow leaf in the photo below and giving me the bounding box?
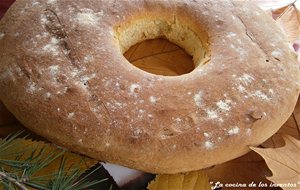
[250,135,300,190]
[147,171,211,190]
[1,138,97,179]
[123,38,194,76]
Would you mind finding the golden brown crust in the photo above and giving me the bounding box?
[0,0,299,173]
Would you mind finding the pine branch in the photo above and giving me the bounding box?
[0,131,106,190]
[0,131,26,157]
[0,171,28,190]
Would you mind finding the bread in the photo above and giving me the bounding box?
[0,0,299,174]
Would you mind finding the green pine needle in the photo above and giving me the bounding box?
[0,131,107,190]
[0,131,26,157]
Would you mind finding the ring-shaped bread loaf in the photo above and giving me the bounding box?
[0,0,299,173]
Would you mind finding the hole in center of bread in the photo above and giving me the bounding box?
[123,38,194,76]
[115,18,210,76]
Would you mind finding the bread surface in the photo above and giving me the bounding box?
[0,0,299,173]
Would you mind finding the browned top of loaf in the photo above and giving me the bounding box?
[0,0,299,174]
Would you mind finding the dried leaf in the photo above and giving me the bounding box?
[147,171,211,190]
[250,135,300,190]
[204,151,273,190]
[261,115,300,148]
[293,99,300,130]
[251,0,300,43]
[275,4,300,43]
[123,38,194,76]
[1,138,97,178]
[204,111,300,189]
[253,0,295,11]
